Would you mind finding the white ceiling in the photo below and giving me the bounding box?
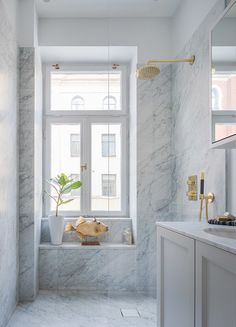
[39,46,137,63]
[36,0,182,18]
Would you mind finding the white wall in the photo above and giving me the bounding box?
[171,0,224,56]
[38,18,172,62]
[18,0,39,47]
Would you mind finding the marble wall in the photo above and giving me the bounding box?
[19,47,43,301]
[39,247,136,291]
[0,1,18,326]
[136,65,173,294]
[171,0,226,221]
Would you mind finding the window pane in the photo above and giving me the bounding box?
[51,124,81,211]
[102,174,116,196]
[214,123,236,141]
[70,134,80,157]
[212,73,236,110]
[91,124,121,211]
[50,71,121,111]
[102,134,116,157]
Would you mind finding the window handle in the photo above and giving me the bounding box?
[81,163,87,172]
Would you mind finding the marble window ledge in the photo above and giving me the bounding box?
[41,217,133,221]
[39,242,136,250]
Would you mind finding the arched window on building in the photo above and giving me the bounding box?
[212,86,222,110]
[71,96,85,110]
[103,96,117,110]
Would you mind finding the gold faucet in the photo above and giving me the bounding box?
[199,172,215,222]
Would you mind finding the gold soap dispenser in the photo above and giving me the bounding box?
[199,171,215,222]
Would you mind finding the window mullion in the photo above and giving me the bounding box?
[81,118,91,215]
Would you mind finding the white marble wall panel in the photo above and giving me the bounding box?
[39,248,136,292]
[19,47,43,301]
[136,65,173,294]
[0,1,18,326]
[171,0,226,222]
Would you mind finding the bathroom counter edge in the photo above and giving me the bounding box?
[156,221,236,255]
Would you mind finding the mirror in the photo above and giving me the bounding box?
[211,1,236,144]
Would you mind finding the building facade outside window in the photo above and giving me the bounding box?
[102,134,116,157]
[103,95,117,110]
[102,174,116,197]
[70,134,80,157]
[71,96,85,110]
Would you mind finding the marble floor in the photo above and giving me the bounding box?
[7,291,157,327]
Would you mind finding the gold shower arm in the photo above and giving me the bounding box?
[147,56,195,65]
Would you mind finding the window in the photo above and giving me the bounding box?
[44,65,128,216]
[50,71,121,111]
[70,134,80,157]
[102,174,116,197]
[212,87,221,110]
[69,174,81,196]
[71,96,84,110]
[102,134,116,157]
[103,96,117,110]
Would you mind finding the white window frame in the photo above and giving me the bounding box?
[43,64,129,217]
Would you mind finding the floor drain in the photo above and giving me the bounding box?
[120,308,140,318]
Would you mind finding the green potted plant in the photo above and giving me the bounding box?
[45,173,82,245]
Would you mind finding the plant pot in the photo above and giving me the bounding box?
[48,215,64,245]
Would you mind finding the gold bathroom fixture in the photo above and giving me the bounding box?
[199,192,215,222]
[136,55,195,80]
[186,175,198,201]
[112,64,120,70]
[52,64,60,70]
[199,171,215,222]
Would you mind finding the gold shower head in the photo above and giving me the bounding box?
[136,63,161,80]
[136,56,195,80]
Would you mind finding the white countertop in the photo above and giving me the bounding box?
[156,221,236,255]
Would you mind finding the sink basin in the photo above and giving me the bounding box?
[204,227,236,240]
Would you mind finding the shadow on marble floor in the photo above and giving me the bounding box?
[7,291,157,327]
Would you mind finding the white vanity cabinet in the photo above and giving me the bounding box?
[157,225,236,327]
[196,241,236,327]
[157,227,195,327]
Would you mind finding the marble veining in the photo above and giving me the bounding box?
[7,291,157,327]
[170,0,225,222]
[136,64,173,294]
[39,247,136,291]
[0,1,18,327]
[19,47,43,301]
